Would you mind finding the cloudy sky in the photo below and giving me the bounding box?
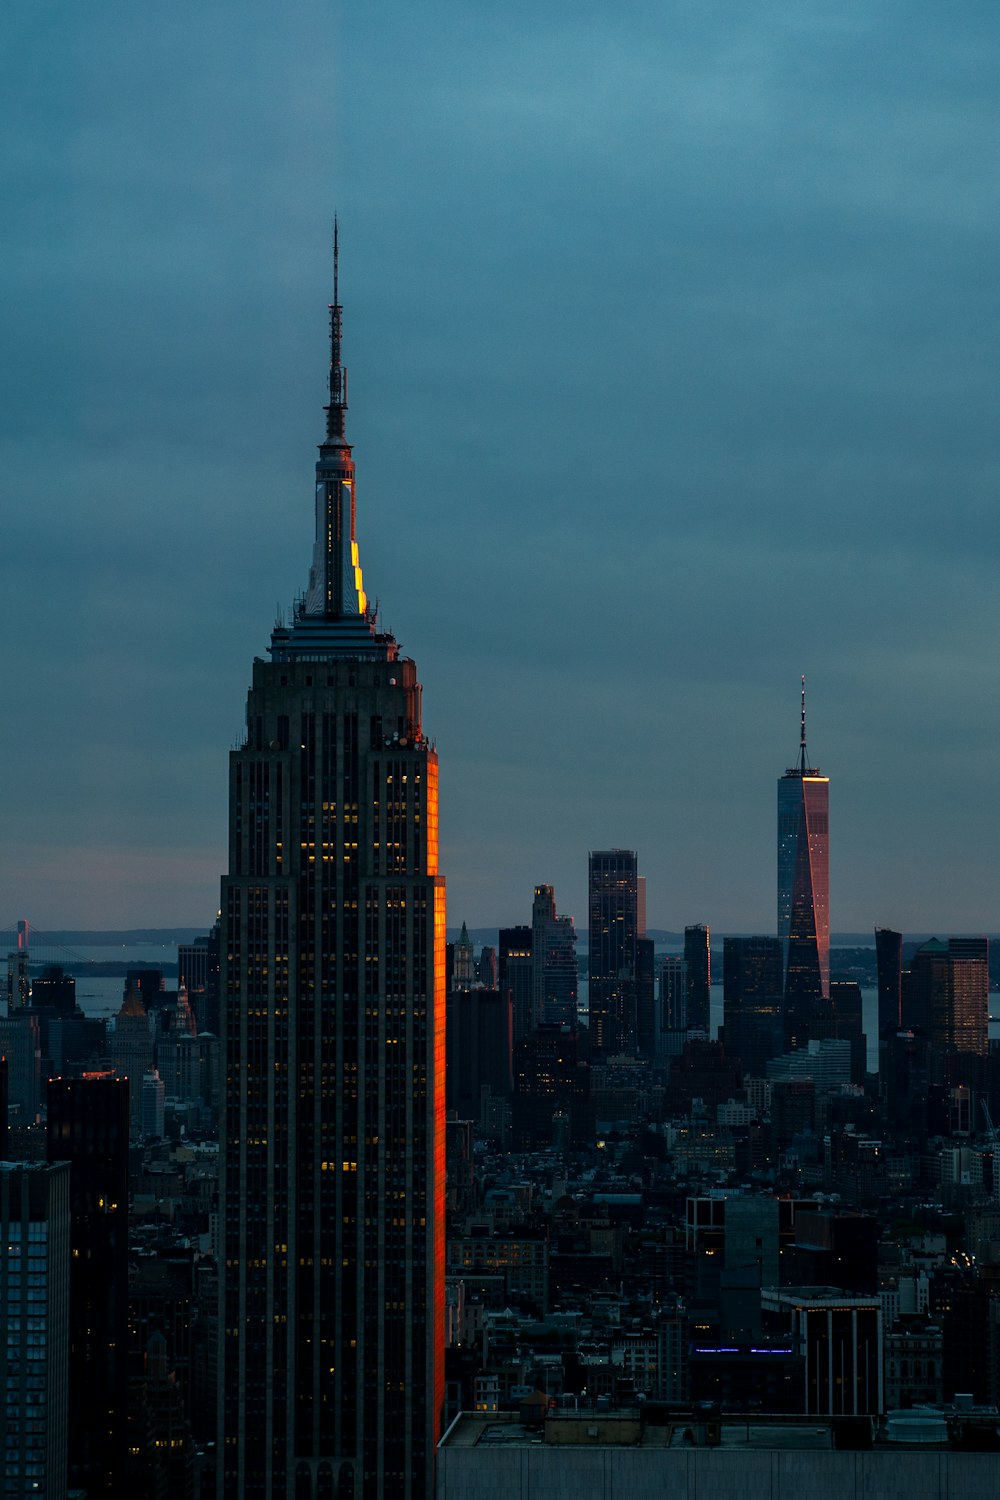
[2,2,999,935]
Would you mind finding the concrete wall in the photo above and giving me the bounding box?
[436,1446,1000,1500]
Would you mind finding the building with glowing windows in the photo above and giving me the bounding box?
[777,682,829,1048]
[0,1161,70,1500]
[218,235,445,1500]
[588,850,643,1056]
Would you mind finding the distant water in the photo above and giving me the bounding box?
[45,943,182,1021]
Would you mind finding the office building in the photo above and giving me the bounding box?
[498,926,533,1045]
[874,927,902,1039]
[777,680,830,1044]
[761,1287,882,1416]
[654,955,687,1057]
[904,938,988,1071]
[0,1013,41,1126]
[5,919,30,1012]
[588,849,641,1055]
[635,935,656,1057]
[46,1073,130,1497]
[179,919,222,1035]
[722,936,783,1078]
[531,885,578,1029]
[218,237,445,1498]
[446,987,513,1122]
[0,1161,70,1500]
[684,924,711,1036]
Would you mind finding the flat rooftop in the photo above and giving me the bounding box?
[443,1411,841,1452]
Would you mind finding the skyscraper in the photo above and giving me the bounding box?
[218,235,445,1500]
[0,1161,70,1500]
[588,849,640,1055]
[46,1073,130,1497]
[683,924,711,1036]
[531,884,578,1029]
[497,925,533,1045]
[777,680,829,1046]
[874,926,903,1039]
[722,936,783,1079]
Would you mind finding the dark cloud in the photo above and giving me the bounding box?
[2,2,998,931]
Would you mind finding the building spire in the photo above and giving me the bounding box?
[799,674,807,771]
[325,216,348,443]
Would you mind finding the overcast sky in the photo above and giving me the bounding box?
[2,2,999,935]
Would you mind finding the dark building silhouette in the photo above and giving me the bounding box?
[513,1025,590,1148]
[777,680,830,1046]
[178,919,221,1035]
[635,936,656,1058]
[684,924,711,1036]
[0,1055,7,1159]
[875,927,902,1038]
[446,988,513,1120]
[498,925,533,1045]
[531,885,578,1029]
[0,1161,70,1498]
[46,1073,130,1496]
[820,977,867,1084]
[218,238,445,1499]
[665,1040,741,1116]
[30,963,76,1016]
[588,849,641,1055]
[722,936,783,1078]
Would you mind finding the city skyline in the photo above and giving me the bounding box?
[4,5,1000,934]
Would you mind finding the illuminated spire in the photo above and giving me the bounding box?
[325,216,348,444]
[798,674,807,773]
[270,226,397,661]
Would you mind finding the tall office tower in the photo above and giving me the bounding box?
[179,919,222,1035]
[476,945,498,990]
[588,849,640,1055]
[825,977,866,1084]
[218,237,445,1500]
[722,936,783,1079]
[445,987,513,1120]
[656,955,688,1056]
[531,885,578,1029]
[635,936,655,1056]
[109,990,153,1134]
[498,926,533,1044]
[905,938,989,1069]
[945,937,988,1058]
[875,927,903,1038]
[46,1073,130,1497]
[0,1160,70,1500]
[0,1012,41,1125]
[684,924,711,1036]
[777,680,830,1046]
[6,920,30,1012]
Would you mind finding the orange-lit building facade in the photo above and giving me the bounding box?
[219,239,445,1500]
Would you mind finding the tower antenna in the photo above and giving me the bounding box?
[799,674,807,772]
[326,215,347,441]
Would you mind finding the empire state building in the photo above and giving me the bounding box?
[218,234,445,1500]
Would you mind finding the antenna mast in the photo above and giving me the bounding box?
[326,216,348,441]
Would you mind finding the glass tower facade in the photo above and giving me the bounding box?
[588,849,640,1055]
[777,685,829,1046]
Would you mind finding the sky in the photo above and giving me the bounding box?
[2,2,1000,935]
